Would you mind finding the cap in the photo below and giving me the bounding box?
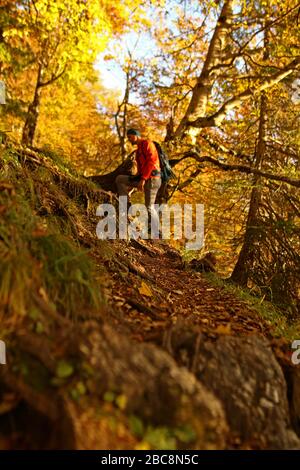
[126,128,140,136]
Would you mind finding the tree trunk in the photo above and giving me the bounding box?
[115,69,130,161]
[87,151,136,193]
[22,65,42,147]
[174,0,234,139]
[230,173,263,286]
[230,26,269,287]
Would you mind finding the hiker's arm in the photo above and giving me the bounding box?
[141,141,159,180]
[137,179,145,191]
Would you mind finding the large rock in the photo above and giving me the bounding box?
[1,321,228,449]
[75,322,228,449]
[166,328,300,449]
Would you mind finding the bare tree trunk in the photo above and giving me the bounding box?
[174,0,234,138]
[87,151,136,192]
[170,1,299,138]
[21,58,67,147]
[230,24,269,286]
[115,69,130,161]
[22,64,42,147]
[230,170,264,286]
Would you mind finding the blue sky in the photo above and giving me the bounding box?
[94,29,156,92]
[94,0,207,94]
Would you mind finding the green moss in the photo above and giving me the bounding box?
[204,272,300,341]
[38,147,76,176]
[55,360,74,379]
[128,416,197,450]
[30,233,102,318]
[12,351,51,392]
[0,149,104,321]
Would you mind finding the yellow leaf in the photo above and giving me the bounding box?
[138,281,152,297]
[134,442,151,450]
[38,287,49,302]
[115,394,127,410]
[215,324,232,335]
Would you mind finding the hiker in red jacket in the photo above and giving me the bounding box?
[115,128,162,236]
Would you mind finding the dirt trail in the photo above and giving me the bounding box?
[101,239,274,347]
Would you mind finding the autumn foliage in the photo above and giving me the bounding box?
[1,0,299,313]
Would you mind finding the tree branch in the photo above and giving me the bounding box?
[39,64,68,87]
[177,169,203,191]
[170,150,300,188]
[174,0,235,136]
[201,134,253,164]
[188,57,300,128]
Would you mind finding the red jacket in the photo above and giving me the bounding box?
[136,140,160,181]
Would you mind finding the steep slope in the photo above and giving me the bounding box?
[0,143,299,450]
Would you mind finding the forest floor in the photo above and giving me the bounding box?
[1,143,299,450]
[93,237,295,367]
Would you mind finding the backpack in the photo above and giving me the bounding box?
[153,141,176,184]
